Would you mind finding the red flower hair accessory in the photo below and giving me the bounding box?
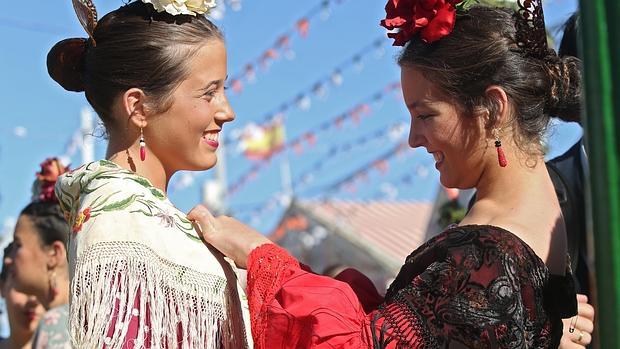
[380,0,466,46]
[31,157,70,203]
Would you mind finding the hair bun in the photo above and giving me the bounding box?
[544,55,582,123]
[47,38,88,92]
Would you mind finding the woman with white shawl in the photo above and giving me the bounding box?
[49,1,251,347]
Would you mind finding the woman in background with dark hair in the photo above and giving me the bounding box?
[0,243,45,349]
[6,158,71,349]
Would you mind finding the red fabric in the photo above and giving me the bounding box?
[333,268,384,313]
[247,244,383,348]
[246,226,571,348]
[104,286,150,349]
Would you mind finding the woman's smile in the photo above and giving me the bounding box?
[202,130,220,149]
[431,151,445,169]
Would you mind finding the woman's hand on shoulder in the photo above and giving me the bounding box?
[187,204,272,268]
[559,294,595,348]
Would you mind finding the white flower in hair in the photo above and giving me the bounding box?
[142,0,217,16]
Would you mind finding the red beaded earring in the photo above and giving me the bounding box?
[493,128,507,167]
[139,127,146,162]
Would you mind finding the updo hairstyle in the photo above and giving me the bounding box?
[47,1,223,128]
[399,6,582,155]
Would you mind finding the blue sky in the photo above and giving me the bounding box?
[0,0,581,240]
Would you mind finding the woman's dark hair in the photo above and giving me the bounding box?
[47,1,223,128]
[19,202,69,247]
[399,6,582,155]
[559,13,579,58]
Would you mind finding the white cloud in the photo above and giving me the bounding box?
[13,126,27,138]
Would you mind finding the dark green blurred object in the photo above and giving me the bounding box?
[579,0,620,347]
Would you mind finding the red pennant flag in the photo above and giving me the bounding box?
[293,141,304,155]
[275,35,291,49]
[334,116,345,129]
[244,64,256,81]
[360,103,371,115]
[260,49,279,68]
[373,160,389,174]
[303,132,317,146]
[296,18,310,37]
[230,79,243,93]
[266,48,278,59]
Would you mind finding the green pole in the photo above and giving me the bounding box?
[578,0,620,345]
[605,1,620,154]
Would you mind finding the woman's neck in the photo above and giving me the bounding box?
[475,150,547,204]
[467,150,567,274]
[106,137,170,193]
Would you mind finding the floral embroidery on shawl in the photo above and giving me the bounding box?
[57,160,199,241]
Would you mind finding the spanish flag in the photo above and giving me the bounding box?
[240,121,285,160]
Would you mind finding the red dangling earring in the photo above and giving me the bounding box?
[494,129,507,167]
[139,127,146,162]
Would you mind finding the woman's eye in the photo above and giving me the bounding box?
[416,114,433,120]
[202,90,217,100]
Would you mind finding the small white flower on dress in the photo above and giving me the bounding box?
[44,310,61,326]
[132,308,140,316]
[142,0,217,16]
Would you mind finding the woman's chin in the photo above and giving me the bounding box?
[191,156,218,172]
[176,152,217,171]
[438,172,456,189]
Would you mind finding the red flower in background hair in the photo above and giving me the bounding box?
[33,157,70,203]
[380,0,463,46]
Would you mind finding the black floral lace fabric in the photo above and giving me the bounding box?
[371,225,576,348]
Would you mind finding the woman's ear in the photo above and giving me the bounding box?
[122,88,149,129]
[483,85,509,130]
[46,241,67,270]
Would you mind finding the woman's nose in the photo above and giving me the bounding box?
[216,95,235,123]
[408,122,424,148]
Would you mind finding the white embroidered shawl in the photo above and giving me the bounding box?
[56,160,252,349]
